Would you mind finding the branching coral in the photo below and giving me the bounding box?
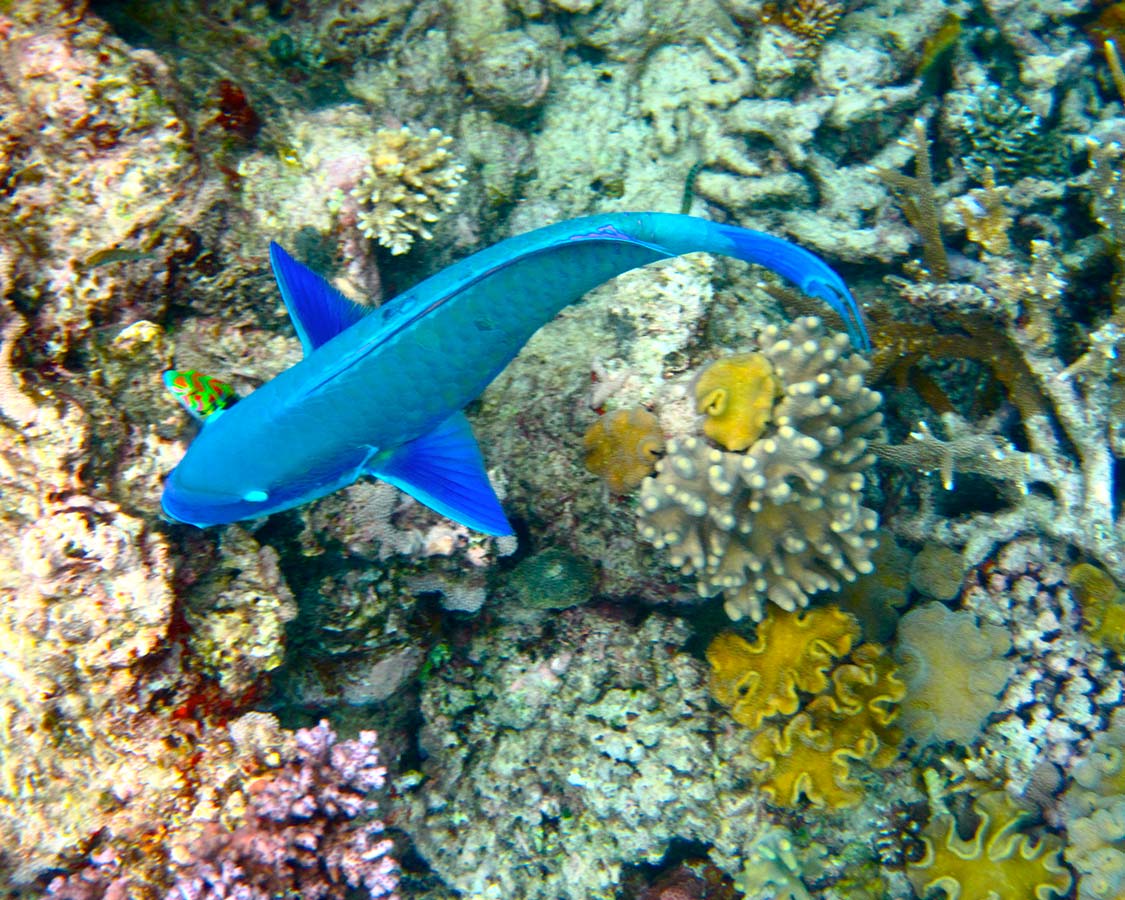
[875,155,1125,583]
[165,720,399,900]
[351,126,466,255]
[907,789,1071,900]
[895,602,1015,747]
[708,606,904,808]
[638,317,884,621]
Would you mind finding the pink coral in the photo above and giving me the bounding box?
[165,721,399,900]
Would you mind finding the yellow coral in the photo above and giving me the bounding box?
[583,407,665,494]
[694,352,779,451]
[1070,562,1125,653]
[907,790,1071,900]
[707,606,858,729]
[709,607,904,809]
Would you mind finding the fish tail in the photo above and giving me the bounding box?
[619,212,871,351]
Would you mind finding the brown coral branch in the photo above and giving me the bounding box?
[878,117,950,282]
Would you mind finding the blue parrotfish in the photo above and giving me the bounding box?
[162,212,869,536]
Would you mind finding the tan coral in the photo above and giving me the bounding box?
[352,126,465,255]
[638,316,883,621]
[895,602,1014,745]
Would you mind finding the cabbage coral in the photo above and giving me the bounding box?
[707,606,904,808]
[638,317,883,621]
[907,790,1071,900]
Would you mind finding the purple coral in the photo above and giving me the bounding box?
[166,721,398,900]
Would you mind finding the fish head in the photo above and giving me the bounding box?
[161,402,371,527]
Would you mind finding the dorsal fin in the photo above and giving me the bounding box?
[269,243,370,355]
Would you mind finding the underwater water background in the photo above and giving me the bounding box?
[0,0,1123,898]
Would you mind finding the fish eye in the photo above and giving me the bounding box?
[243,489,270,502]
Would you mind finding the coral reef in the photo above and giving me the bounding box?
[402,608,762,900]
[959,538,1125,800]
[583,406,665,493]
[895,602,1014,747]
[639,317,884,621]
[165,719,399,900]
[350,126,466,255]
[708,606,905,808]
[906,789,1071,900]
[181,525,297,696]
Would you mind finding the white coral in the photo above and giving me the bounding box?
[637,317,883,620]
[352,126,465,255]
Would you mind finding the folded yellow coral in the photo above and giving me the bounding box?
[707,605,904,808]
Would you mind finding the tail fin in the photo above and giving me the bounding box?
[618,213,871,351]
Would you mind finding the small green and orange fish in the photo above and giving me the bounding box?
[163,369,237,422]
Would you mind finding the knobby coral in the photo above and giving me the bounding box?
[165,720,399,900]
[639,317,884,621]
[351,126,465,255]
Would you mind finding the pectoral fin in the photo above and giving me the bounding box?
[367,412,513,536]
[269,243,371,355]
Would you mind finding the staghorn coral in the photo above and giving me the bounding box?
[694,352,779,452]
[907,789,1071,900]
[165,719,399,900]
[583,406,665,493]
[895,602,1015,747]
[639,317,884,621]
[708,606,905,809]
[871,135,1125,583]
[351,126,466,255]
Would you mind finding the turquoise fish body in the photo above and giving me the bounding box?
[162,212,869,534]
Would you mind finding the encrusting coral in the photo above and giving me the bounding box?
[708,605,905,808]
[583,406,666,493]
[907,789,1071,900]
[638,317,884,621]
